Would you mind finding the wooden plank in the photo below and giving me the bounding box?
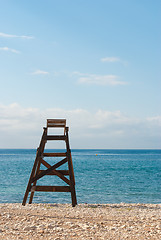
[43,152,66,157]
[41,158,67,169]
[65,127,77,207]
[39,158,70,184]
[45,135,66,141]
[23,119,77,207]
[47,124,66,128]
[38,170,69,175]
[35,186,70,192]
[47,119,66,124]
[47,119,66,128]
[29,158,41,204]
[32,158,68,183]
[22,127,47,206]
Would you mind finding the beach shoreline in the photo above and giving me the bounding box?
[0,203,161,239]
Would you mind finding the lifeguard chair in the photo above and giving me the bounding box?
[22,119,77,207]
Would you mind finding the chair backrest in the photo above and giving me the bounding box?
[47,119,66,128]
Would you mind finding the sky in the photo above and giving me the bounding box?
[0,0,160,149]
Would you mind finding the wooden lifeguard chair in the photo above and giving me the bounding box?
[22,119,77,207]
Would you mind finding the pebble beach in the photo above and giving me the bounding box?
[0,203,161,239]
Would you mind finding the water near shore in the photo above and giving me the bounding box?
[0,149,161,204]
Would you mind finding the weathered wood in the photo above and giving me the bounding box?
[65,127,77,207]
[43,152,66,157]
[29,136,47,204]
[34,186,70,192]
[29,159,41,204]
[22,128,47,206]
[32,158,68,183]
[45,135,66,141]
[47,119,66,124]
[47,124,66,128]
[37,158,70,185]
[47,119,66,128]
[38,170,69,175]
[41,158,68,169]
[22,119,77,207]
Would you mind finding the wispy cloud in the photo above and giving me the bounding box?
[147,116,161,126]
[0,47,20,54]
[32,70,49,75]
[76,73,127,86]
[101,57,121,62]
[0,32,34,39]
[0,103,160,148]
[101,56,128,66]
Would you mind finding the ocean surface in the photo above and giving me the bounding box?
[0,149,161,204]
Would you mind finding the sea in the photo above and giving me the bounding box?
[0,149,161,204]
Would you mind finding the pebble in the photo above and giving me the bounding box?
[0,203,161,239]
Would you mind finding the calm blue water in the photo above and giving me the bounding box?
[0,149,161,204]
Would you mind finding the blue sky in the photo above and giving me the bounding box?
[0,0,160,148]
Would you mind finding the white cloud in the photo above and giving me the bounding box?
[101,57,120,62]
[72,72,127,86]
[32,70,49,75]
[78,74,127,86]
[101,57,128,66]
[0,103,160,148]
[0,47,20,54]
[71,71,85,76]
[147,116,161,126]
[0,32,34,39]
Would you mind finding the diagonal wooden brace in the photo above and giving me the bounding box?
[31,158,68,183]
[39,158,70,185]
